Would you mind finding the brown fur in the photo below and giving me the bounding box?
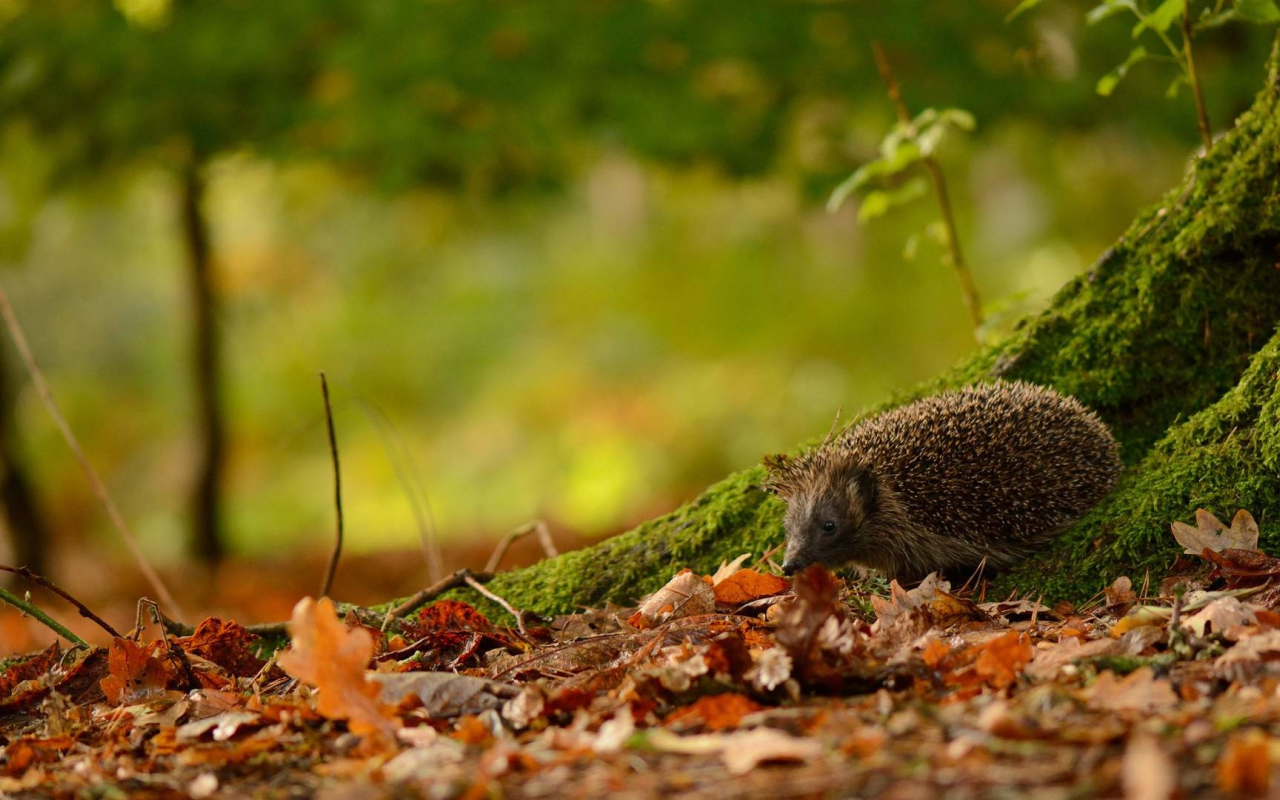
[763,381,1121,582]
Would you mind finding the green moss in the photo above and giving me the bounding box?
[389,40,1280,618]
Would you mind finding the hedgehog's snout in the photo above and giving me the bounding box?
[781,557,802,575]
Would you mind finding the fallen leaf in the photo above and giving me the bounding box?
[637,571,716,625]
[712,569,790,606]
[100,637,169,706]
[1180,596,1257,637]
[277,596,398,747]
[370,671,518,718]
[1084,668,1177,714]
[415,599,493,632]
[1172,509,1259,555]
[709,554,752,585]
[1105,576,1136,614]
[664,693,766,732]
[1123,733,1175,800]
[175,618,266,678]
[646,728,823,775]
[1201,547,1280,586]
[1217,728,1270,794]
[973,631,1032,690]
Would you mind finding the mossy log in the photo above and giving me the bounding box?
[394,46,1280,618]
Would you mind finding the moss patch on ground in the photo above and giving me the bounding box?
[389,43,1280,618]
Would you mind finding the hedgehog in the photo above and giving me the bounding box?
[762,380,1121,583]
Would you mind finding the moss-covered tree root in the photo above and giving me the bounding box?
[388,42,1280,618]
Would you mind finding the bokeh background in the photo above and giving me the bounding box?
[0,0,1274,646]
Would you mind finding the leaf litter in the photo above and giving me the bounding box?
[5,509,1280,796]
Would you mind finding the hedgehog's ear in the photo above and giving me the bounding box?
[847,464,878,513]
[761,453,795,497]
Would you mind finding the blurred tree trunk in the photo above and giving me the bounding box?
[396,40,1280,618]
[180,161,226,564]
[0,348,49,577]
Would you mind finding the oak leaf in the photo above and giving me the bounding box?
[1171,509,1259,555]
[277,596,398,747]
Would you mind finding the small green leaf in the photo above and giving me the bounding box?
[1096,46,1148,96]
[1132,0,1184,37]
[1005,0,1046,22]
[936,107,972,131]
[1235,0,1280,23]
[1087,0,1138,25]
[827,140,923,213]
[1165,74,1189,98]
[857,177,927,223]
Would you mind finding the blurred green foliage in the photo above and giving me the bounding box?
[0,0,1275,566]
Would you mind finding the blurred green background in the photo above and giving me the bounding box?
[0,0,1273,599]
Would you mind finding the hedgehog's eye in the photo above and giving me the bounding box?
[822,521,836,535]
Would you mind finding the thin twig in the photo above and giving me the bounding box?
[388,568,495,618]
[1181,0,1213,152]
[359,399,444,583]
[319,373,343,599]
[870,42,983,333]
[484,520,559,573]
[0,284,183,618]
[0,587,87,646]
[464,574,527,638]
[0,564,120,638]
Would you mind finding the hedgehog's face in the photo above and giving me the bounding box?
[766,459,878,575]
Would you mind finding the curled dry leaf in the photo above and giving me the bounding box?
[1171,508,1259,555]
[634,570,716,627]
[277,596,398,747]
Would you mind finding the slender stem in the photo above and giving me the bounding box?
[319,373,343,599]
[870,42,983,332]
[0,564,121,638]
[464,574,528,638]
[359,399,444,582]
[1182,0,1213,151]
[0,284,184,619]
[387,567,494,618]
[0,587,88,646]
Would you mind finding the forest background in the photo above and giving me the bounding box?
[0,0,1273,648]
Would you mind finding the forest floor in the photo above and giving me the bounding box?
[2,510,1279,798]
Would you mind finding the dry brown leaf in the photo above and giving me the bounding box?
[637,571,716,625]
[1217,728,1270,794]
[646,728,823,775]
[1122,733,1175,800]
[277,596,398,747]
[1084,667,1177,714]
[663,693,766,732]
[973,631,1033,690]
[100,637,169,706]
[1171,508,1259,555]
[1180,596,1257,637]
[712,569,791,606]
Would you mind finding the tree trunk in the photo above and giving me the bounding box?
[180,161,226,564]
[0,347,50,578]
[391,41,1280,617]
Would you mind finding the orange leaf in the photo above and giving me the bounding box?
[712,569,790,605]
[973,631,1032,690]
[1218,729,1270,794]
[277,597,398,748]
[663,693,765,732]
[100,638,168,705]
